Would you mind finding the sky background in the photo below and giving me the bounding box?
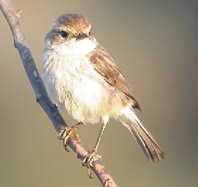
[0,0,197,186]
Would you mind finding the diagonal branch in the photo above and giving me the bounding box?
[0,0,118,186]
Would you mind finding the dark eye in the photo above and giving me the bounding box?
[60,31,68,38]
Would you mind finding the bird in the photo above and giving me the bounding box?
[43,13,164,169]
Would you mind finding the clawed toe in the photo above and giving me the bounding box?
[58,122,83,152]
[58,122,104,179]
[82,151,102,178]
[82,151,102,168]
[58,128,73,151]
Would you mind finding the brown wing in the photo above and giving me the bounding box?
[89,44,141,111]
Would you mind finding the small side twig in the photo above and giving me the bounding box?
[0,0,118,186]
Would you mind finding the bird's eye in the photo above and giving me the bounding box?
[60,31,68,38]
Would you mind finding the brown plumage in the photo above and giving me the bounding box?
[89,44,141,110]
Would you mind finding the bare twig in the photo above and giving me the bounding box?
[0,0,118,186]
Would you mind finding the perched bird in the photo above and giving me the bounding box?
[43,14,164,168]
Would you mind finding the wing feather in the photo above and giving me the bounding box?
[88,44,141,110]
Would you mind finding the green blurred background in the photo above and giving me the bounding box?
[0,0,197,186]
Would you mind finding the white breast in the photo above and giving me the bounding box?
[43,47,110,124]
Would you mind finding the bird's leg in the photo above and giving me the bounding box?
[58,122,83,151]
[82,121,107,177]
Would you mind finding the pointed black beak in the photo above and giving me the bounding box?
[76,34,89,40]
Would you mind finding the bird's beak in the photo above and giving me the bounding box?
[76,34,89,40]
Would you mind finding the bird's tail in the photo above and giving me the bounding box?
[118,107,164,163]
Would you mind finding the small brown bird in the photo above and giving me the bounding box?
[43,14,164,168]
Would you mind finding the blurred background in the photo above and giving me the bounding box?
[0,0,197,186]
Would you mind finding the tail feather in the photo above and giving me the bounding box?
[118,107,164,163]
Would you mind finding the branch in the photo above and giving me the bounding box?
[0,0,118,186]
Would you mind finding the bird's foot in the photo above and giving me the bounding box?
[58,122,83,151]
[82,150,102,178]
